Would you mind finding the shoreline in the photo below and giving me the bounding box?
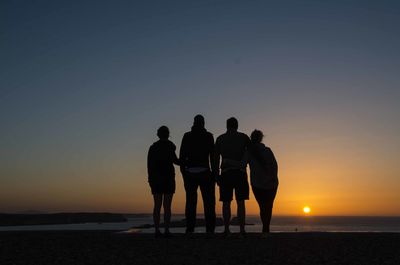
[1,215,399,233]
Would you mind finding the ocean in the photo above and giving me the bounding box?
[1,215,399,233]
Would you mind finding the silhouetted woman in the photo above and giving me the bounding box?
[245,130,278,237]
[147,126,180,238]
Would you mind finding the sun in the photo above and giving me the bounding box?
[303,206,311,214]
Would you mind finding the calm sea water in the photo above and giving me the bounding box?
[1,215,399,233]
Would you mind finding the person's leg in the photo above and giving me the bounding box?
[253,186,277,234]
[234,170,249,234]
[263,188,277,233]
[183,174,198,233]
[163,193,173,235]
[253,188,268,233]
[219,172,233,234]
[259,205,268,233]
[153,194,163,236]
[199,173,216,233]
[237,200,246,233]
[222,201,231,233]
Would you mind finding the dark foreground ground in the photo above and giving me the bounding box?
[1,231,399,265]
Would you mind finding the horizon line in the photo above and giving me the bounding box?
[2,212,400,218]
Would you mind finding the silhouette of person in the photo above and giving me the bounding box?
[215,117,250,236]
[179,115,216,234]
[147,126,180,238]
[244,129,278,237]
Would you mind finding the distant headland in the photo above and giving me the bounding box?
[0,213,127,226]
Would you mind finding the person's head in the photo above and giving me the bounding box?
[193,114,205,128]
[226,117,238,131]
[250,129,264,144]
[157,126,170,140]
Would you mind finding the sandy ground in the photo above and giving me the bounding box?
[1,231,399,265]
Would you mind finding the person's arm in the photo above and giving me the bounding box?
[245,134,251,148]
[147,146,154,184]
[264,147,278,180]
[173,153,180,165]
[242,150,249,167]
[262,146,270,164]
[270,149,278,178]
[243,134,251,168]
[209,134,217,174]
[214,137,221,183]
[179,133,188,174]
[213,138,221,186]
[172,144,180,166]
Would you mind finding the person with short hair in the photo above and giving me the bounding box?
[180,115,216,234]
[245,129,278,237]
[215,117,250,236]
[147,126,180,238]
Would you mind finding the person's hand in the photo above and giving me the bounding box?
[216,176,221,186]
[213,171,221,186]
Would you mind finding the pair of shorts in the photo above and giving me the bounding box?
[150,179,175,195]
[219,170,249,202]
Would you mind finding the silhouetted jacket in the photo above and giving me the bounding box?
[179,126,215,173]
[244,143,278,190]
[147,140,179,185]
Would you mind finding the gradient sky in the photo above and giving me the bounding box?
[1,0,399,215]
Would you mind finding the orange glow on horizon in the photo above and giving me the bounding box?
[1,122,400,216]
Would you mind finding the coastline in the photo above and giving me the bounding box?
[2,215,399,233]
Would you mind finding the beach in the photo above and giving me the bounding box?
[1,231,399,265]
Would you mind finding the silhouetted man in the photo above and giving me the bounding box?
[180,115,216,234]
[215,117,250,236]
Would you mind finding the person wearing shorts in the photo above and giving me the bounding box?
[147,126,180,238]
[215,117,250,236]
[219,169,249,202]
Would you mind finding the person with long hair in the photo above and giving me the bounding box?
[245,129,278,237]
[147,126,180,238]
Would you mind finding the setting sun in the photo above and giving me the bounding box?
[303,206,311,214]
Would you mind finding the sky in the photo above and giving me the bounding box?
[1,0,399,216]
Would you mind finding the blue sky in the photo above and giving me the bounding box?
[1,0,399,214]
